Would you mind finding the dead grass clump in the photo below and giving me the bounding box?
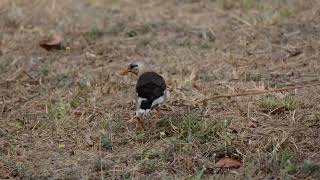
[171,27,216,49]
[94,158,114,172]
[0,158,26,178]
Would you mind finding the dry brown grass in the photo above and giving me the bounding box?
[1,0,320,179]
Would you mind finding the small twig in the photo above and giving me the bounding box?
[194,82,320,105]
[213,7,252,27]
[99,136,104,180]
[1,97,6,114]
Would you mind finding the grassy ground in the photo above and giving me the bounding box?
[1,0,320,179]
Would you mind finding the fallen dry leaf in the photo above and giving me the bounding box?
[85,133,94,146]
[229,122,240,133]
[85,52,97,60]
[215,157,242,168]
[0,0,9,9]
[192,82,202,91]
[39,34,63,51]
[247,120,258,128]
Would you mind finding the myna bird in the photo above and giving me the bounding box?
[122,62,168,129]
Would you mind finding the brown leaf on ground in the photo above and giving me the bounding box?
[215,157,242,168]
[0,0,9,9]
[39,34,63,51]
[84,133,93,146]
[247,120,258,128]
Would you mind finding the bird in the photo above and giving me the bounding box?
[122,61,169,129]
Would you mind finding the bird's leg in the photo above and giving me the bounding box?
[129,112,145,130]
[156,107,161,119]
[161,104,172,111]
[136,116,145,130]
[151,107,161,128]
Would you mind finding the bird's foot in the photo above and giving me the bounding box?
[150,108,161,128]
[127,116,145,131]
[160,104,172,111]
[136,116,145,130]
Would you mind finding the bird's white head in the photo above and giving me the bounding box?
[121,61,147,76]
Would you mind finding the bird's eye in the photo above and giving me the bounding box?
[130,64,138,68]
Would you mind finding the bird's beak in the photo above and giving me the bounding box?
[120,68,129,75]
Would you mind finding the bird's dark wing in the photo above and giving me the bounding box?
[136,72,166,101]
